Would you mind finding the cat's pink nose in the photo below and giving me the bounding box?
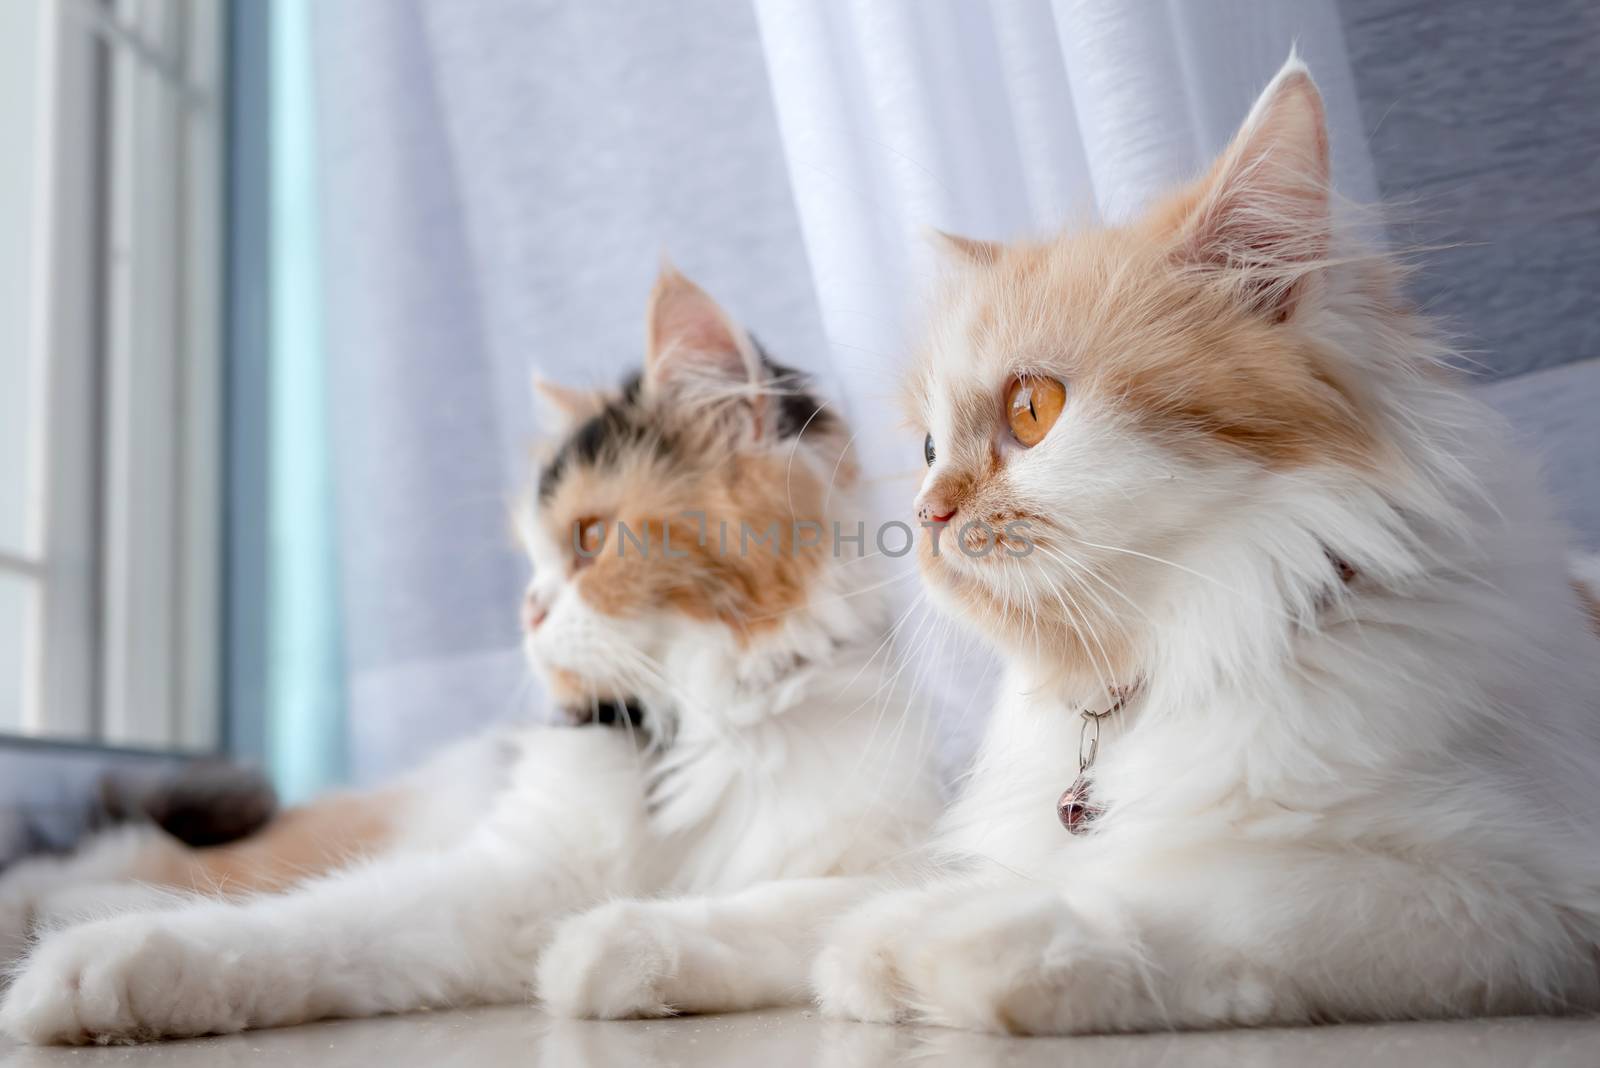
[917,475,972,527]
[524,593,549,631]
[916,494,957,525]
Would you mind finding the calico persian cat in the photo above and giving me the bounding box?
[807,56,1600,1033]
[0,264,938,1044]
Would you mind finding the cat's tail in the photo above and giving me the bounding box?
[4,761,278,872]
[1572,553,1600,640]
[95,761,279,849]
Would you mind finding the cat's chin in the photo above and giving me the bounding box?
[533,658,634,710]
[921,545,1137,682]
[917,552,1018,635]
[917,534,1022,594]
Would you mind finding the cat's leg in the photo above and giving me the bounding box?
[0,728,646,1044]
[539,876,878,1018]
[1,782,415,974]
[814,846,1600,1034]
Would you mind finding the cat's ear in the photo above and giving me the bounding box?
[928,228,1002,267]
[531,374,604,428]
[644,259,767,431]
[1173,54,1330,321]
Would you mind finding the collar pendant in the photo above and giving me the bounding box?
[1057,683,1136,836]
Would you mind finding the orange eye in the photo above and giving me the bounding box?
[1005,375,1066,448]
[573,517,606,562]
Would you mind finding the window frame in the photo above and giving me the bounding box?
[2,0,228,757]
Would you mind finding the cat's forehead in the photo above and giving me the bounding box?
[912,224,1375,471]
[921,235,1120,374]
[535,422,683,535]
[537,374,658,501]
[913,241,1090,412]
[534,359,841,521]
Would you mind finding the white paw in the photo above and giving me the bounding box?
[811,886,938,1025]
[902,885,1132,1034]
[0,914,244,1045]
[537,901,680,1019]
[816,882,1145,1035]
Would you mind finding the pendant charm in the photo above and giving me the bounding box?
[1057,777,1102,835]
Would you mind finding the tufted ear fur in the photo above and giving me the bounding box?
[928,227,1003,267]
[1171,54,1331,322]
[643,259,767,433]
[531,375,606,430]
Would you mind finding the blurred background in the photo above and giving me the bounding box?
[2,1,1597,840]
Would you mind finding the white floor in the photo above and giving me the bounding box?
[3,1007,1600,1067]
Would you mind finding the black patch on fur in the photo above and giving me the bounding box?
[537,349,831,500]
[754,344,834,441]
[562,698,647,734]
[538,372,665,500]
[592,697,646,731]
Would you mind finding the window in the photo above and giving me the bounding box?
[0,0,225,752]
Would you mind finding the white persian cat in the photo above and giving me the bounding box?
[0,265,938,1044]
[804,55,1600,1033]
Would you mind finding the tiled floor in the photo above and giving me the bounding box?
[2,1008,1599,1067]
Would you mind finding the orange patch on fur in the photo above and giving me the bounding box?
[949,228,1373,471]
[130,790,400,896]
[575,450,834,639]
[544,666,631,706]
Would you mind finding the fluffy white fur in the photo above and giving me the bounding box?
[0,277,938,1044]
[810,57,1600,1034]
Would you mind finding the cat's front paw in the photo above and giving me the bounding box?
[0,914,243,1044]
[812,886,945,1025]
[903,884,1140,1034]
[537,901,681,1019]
[816,882,1147,1035]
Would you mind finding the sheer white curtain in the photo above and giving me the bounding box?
[311,0,1377,781]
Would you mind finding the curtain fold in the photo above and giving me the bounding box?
[308,0,1380,781]
[311,0,521,784]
